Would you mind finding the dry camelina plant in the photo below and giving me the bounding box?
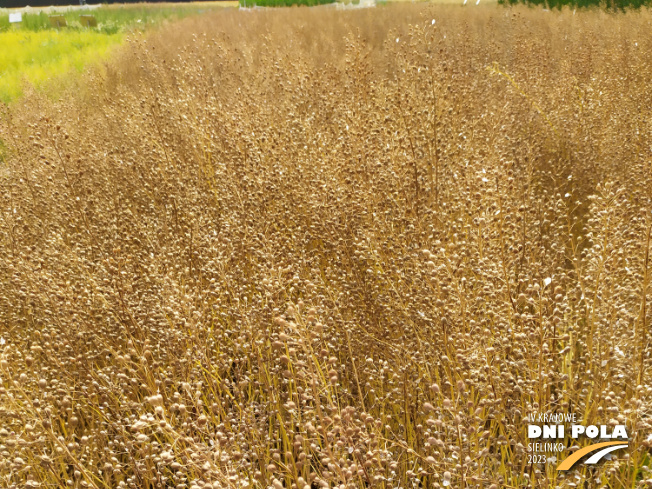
[0,3,651,488]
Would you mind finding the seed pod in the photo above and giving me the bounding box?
[442,471,452,486]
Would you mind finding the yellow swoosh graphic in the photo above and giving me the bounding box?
[556,441,628,471]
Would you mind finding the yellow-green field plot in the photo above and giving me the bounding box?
[0,30,121,103]
[0,2,238,103]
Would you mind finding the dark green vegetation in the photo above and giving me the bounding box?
[500,0,650,10]
[238,0,335,7]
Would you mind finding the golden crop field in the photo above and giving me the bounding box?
[0,3,651,489]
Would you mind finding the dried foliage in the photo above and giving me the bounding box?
[1,4,652,488]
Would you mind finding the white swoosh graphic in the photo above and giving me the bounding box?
[584,444,628,464]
